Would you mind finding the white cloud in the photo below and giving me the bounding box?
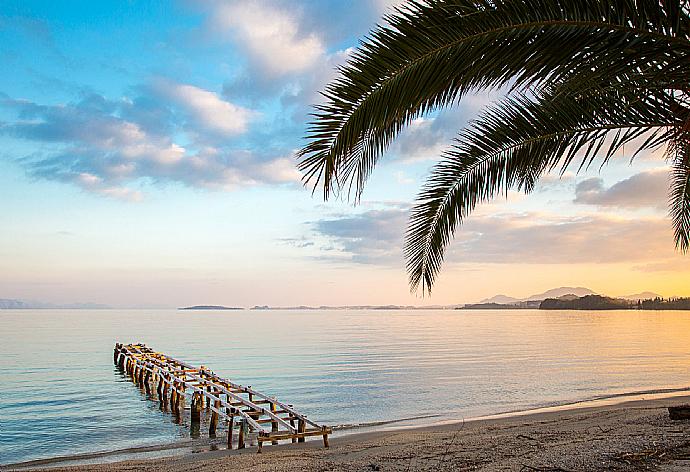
[158,81,254,135]
[2,92,297,199]
[209,0,325,76]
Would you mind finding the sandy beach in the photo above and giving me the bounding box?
[6,394,690,472]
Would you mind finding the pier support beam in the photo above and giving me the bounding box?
[209,397,220,436]
[237,419,246,449]
[227,411,235,449]
[298,419,306,443]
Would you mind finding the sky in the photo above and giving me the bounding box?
[1,0,688,308]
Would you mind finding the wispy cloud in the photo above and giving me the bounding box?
[574,169,669,209]
[0,85,299,198]
[307,204,680,267]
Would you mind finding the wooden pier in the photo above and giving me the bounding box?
[114,343,331,452]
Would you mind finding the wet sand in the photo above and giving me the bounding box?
[5,395,690,471]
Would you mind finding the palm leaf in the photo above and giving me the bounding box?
[405,86,682,293]
[299,0,690,200]
[670,140,690,252]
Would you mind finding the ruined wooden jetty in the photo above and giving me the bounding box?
[114,343,331,452]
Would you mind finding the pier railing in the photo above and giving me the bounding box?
[114,343,331,452]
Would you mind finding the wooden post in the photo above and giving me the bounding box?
[290,418,297,443]
[237,418,246,449]
[322,426,329,448]
[144,371,151,395]
[171,382,178,412]
[297,419,306,443]
[113,344,120,365]
[162,379,169,408]
[271,401,279,445]
[190,393,201,425]
[209,397,220,436]
[258,434,265,453]
[227,410,235,449]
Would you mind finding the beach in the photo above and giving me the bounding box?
[6,395,690,472]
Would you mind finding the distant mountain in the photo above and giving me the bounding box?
[619,291,662,301]
[479,294,521,304]
[478,287,597,304]
[524,287,596,301]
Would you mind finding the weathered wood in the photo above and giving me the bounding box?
[191,393,201,426]
[238,418,246,449]
[227,412,235,449]
[271,401,279,445]
[322,426,329,448]
[210,397,220,436]
[115,343,331,451]
[298,419,306,443]
[669,405,690,420]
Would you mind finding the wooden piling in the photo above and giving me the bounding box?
[209,397,220,436]
[271,401,279,445]
[190,393,201,426]
[322,426,329,448]
[298,419,306,443]
[237,418,246,449]
[227,410,235,449]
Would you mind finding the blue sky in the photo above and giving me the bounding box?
[1,0,688,307]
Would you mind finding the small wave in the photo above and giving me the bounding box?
[331,414,443,431]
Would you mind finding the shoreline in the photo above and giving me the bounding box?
[5,387,690,471]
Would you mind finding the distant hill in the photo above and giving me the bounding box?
[179,305,244,310]
[540,294,631,310]
[479,294,521,304]
[479,287,596,305]
[524,287,596,301]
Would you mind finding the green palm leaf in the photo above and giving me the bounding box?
[298,0,690,293]
[670,142,690,252]
[406,87,681,293]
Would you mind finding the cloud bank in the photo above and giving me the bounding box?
[1,82,299,199]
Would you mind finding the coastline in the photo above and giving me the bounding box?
[5,389,690,471]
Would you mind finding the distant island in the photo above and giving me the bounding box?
[540,295,690,310]
[178,305,244,310]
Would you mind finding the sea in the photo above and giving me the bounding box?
[2,308,690,465]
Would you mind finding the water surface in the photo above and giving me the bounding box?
[2,308,690,465]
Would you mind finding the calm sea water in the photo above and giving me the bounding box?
[2,308,690,465]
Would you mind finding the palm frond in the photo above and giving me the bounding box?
[669,139,690,252]
[298,0,690,200]
[405,86,682,293]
